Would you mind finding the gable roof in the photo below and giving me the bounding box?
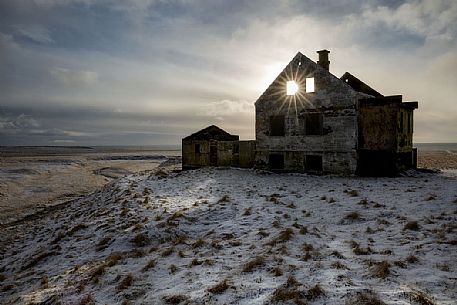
[255,52,361,106]
[340,72,383,97]
[183,125,239,141]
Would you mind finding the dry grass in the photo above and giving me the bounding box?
[142,259,157,272]
[270,276,306,305]
[79,294,95,305]
[306,284,325,300]
[161,247,174,257]
[345,212,361,221]
[243,207,252,216]
[163,295,189,304]
[271,266,283,276]
[189,258,203,267]
[68,223,88,236]
[278,228,294,241]
[331,261,348,269]
[116,273,133,291]
[217,195,230,203]
[345,291,386,305]
[21,250,58,270]
[96,236,112,252]
[350,241,372,256]
[406,255,419,264]
[404,221,420,231]
[242,256,266,272]
[371,261,391,279]
[192,238,206,248]
[345,189,359,197]
[131,232,150,247]
[407,290,436,305]
[207,279,230,294]
[169,264,178,274]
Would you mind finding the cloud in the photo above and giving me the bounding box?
[50,67,99,85]
[13,24,54,44]
[0,0,456,144]
[200,100,254,117]
[0,113,40,131]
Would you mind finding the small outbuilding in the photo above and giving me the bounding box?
[182,125,255,170]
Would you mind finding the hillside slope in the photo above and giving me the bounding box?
[1,167,456,305]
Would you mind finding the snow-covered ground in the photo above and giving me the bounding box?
[1,166,456,305]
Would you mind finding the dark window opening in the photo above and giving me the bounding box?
[304,112,323,135]
[304,155,323,172]
[269,154,284,170]
[399,112,404,133]
[195,144,201,154]
[270,115,285,136]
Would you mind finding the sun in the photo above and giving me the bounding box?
[286,80,299,95]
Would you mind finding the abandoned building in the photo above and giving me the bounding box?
[182,50,418,176]
[181,125,255,170]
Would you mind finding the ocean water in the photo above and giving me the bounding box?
[415,143,457,152]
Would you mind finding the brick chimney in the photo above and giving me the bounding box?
[317,50,330,71]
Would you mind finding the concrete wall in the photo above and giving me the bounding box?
[255,53,367,174]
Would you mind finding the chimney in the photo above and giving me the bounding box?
[317,49,330,71]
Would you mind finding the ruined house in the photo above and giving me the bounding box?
[183,50,418,176]
[182,125,255,170]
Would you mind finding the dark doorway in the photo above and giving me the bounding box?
[356,150,396,176]
[210,142,217,166]
[269,153,284,170]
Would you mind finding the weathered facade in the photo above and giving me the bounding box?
[182,50,418,176]
[182,125,255,170]
[255,50,418,175]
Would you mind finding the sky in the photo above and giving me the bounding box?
[0,0,456,146]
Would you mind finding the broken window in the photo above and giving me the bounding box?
[286,81,298,95]
[195,143,201,154]
[270,115,285,136]
[304,155,323,172]
[269,154,284,170]
[303,112,323,135]
[306,78,315,93]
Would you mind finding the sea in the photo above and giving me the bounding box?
[0,143,456,156]
[415,143,457,152]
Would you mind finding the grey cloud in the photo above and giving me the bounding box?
[0,0,456,144]
[13,24,54,44]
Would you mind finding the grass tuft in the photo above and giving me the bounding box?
[345,291,386,305]
[131,232,150,247]
[116,273,133,291]
[242,256,266,272]
[207,279,230,294]
[404,221,420,231]
[142,259,157,272]
[371,261,391,279]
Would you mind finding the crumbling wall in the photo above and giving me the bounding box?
[182,140,211,169]
[255,53,367,174]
